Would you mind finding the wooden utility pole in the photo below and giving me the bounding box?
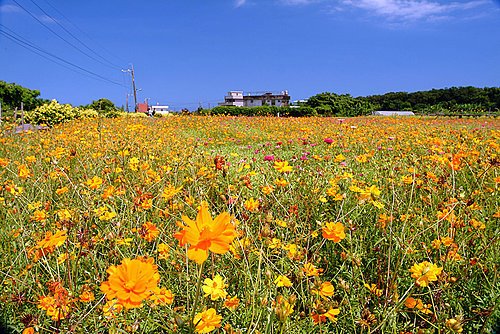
[122,64,138,112]
[131,64,138,112]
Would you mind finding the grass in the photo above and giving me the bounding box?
[0,115,499,333]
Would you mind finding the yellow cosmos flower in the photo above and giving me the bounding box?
[302,263,322,277]
[102,299,123,318]
[162,184,183,200]
[18,164,31,179]
[202,274,228,300]
[322,222,346,242]
[274,161,293,173]
[85,176,103,190]
[157,243,170,259]
[324,308,340,322]
[193,308,222,334]
[100,258,160,309]
[274,275,292,287]
[364,283,383,297]
[409,261,443,287]
[174,201,236,264]
[244,198,259,212]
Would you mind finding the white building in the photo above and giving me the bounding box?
[220,91,290,107]
[222,91,244,107]
[151,105,170,114]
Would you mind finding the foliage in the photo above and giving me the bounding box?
[0,81,48,112]
[306,92,374,116]
[84,98,121,117]
[363,86,500,113]
[0,116,499,333]
[24,100,82,126]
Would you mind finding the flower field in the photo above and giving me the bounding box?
[0,116,499,333]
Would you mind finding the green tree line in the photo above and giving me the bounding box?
[361,86,500,113]
[0,81,48,111]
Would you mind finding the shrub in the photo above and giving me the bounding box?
[25,100,80,126]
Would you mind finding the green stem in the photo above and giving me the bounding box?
[189,262,205,333]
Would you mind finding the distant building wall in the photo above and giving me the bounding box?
[220,91,290,107]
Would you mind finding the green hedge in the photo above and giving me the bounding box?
[198,105,318,117]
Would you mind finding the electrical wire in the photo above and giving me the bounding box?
[39,0,128,65]
[0,26,127,88]
[10,0,123,71]
[28,0,123,70]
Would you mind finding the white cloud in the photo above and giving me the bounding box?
[280,0,319,4]
[0,4,21,13]
[234,0,247,7]
[340,0,491,21]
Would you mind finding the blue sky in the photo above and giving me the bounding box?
[1,0,499,110]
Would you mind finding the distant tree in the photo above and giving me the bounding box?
[86,98,118,112]
[306,92,373,116]
[0,81,47,111]
[363,86,500,113]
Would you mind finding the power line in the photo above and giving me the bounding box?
[39,0,128,65]
[0,25,127,87]
[10,0,122,71]
[28,0,123,70]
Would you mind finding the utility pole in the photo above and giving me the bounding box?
[122,64,138,112]
[131,64,138,112]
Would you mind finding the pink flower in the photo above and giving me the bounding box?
[264,155,275,161]
[324,138,334,144]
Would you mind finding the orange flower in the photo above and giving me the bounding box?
[100,258,160,309]
[224,295,240,311]
[56,186,69,195]
[79,290,95,303]
[322,222,346,242]
[149,287,174,305]
[38,294,70,321]
[174,201,236,264]
[312,281,335,299]
[139,222,159,242]
[30,229,67,261]
[193,308,222,333]
[404,297,417,308]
